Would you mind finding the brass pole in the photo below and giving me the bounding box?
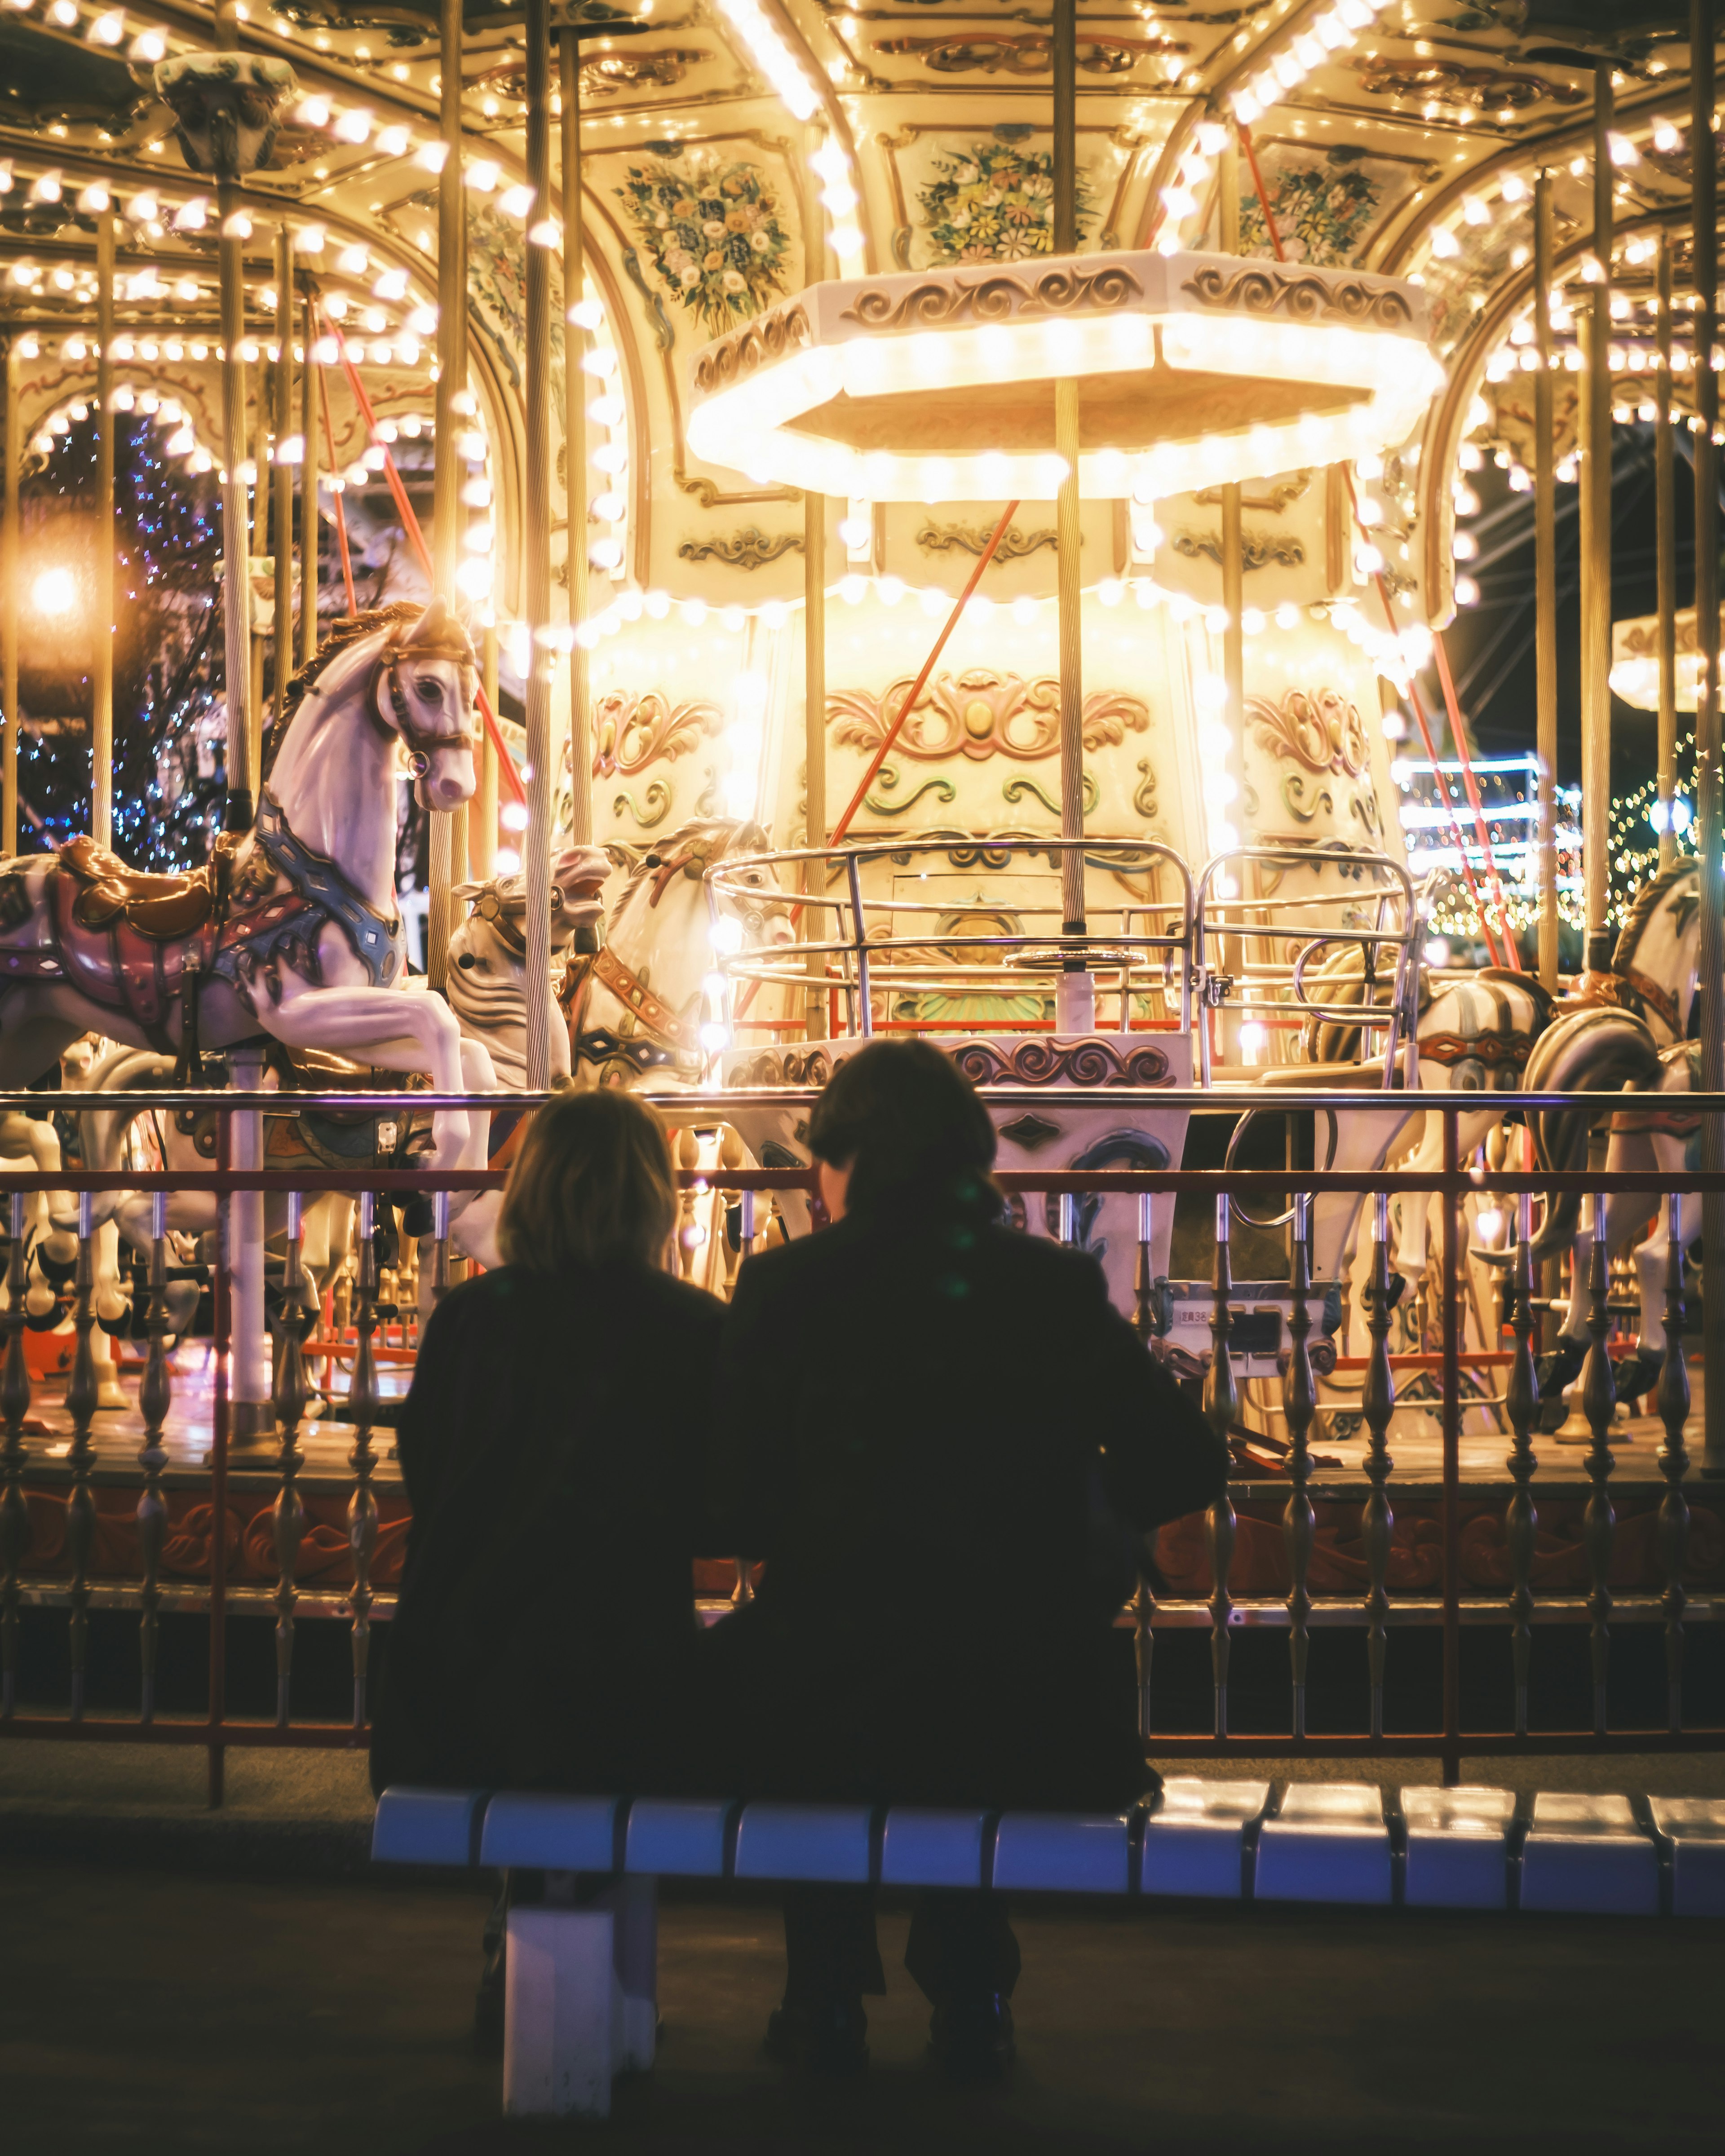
[1690,0,1725,1475]
[1219,138,1245,1056]
[271,225,293,742]
[1656,230,1677,870]
[522,0,553,1088]
[215,0,252,831]
[427,0,467,991]
[471,619,498,878]
[1534,170,1560,985]
[1052,0,1088,1023]
[560,29,591,850]
[249,389,267,777]
[1,341,18,856]
[1581,63,1614,967]
[803,118,827,1040]
[92,212,114,849]
[300,280,319,667]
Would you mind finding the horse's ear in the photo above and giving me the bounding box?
[451,879,483,905]
[407,598,448,647]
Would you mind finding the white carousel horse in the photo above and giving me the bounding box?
[0,599,482,1176]
[1507,1006,1699,1409]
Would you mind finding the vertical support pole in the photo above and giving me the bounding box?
[1440,1113,1460,1781]
[216,4,254,832]
[803,120,828,1041]
[427,0,467,994]
[93,212,115,849]
[136,1190,172,1723]
[1655,1192,1690,1732]
[1283,1192,1315,1742]
[1656,232,1677,869]
[65,1192,98,1721]
[0,339,18,856]
[523,0,553,1090]
[1218,133,1244,961]
[301,283,320,668]
[1362,1189,1397,1750]
[1053,0,1088,1025]
[0,1192,32,1716]
[1203,1193,1236,1740]
[272,225,294,751]
[348,1190,380,1727]
[472,621,499,877]
[1579,66,1613,968]
[1693,0,1725,1478]
[1534,172,1560,985]
[1503,1191,1539,1739]
[561,29,592,850]
[1579,1193,1616,1734]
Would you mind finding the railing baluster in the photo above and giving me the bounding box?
[430,1188,451,1307]
[136,1192,172,1724]
[1655,1191,1690,1735]
[1361,1190,1396,1741]
[347,1191,380,1729]
[1579,1194,1616,1736]
[65,1191,99,1722]
[1133,1190,1154,1343]
[1503,1191,1540,1739]
[1203,1193,1236,1741]
[1283,1192,1315,1741]
[1133,1565,1155,1742]
[270,1192,310,1727]
[0,1191,32,1718]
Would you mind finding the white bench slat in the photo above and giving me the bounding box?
[731,1802,876,1883]
[1519,1794,1659,1916]
[1647,1798,1725,1918]
[1256,1783,1392,1906]
[479,1793,626,1874]
[1400,1785,1516,1911]
[371,1786,490,1866]
[991,1811,1139,1895]
[1140,1778,1269,1901]
[624,1796,739,1878]
[879,1807,993,1890]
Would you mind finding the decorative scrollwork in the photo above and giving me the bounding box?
[1134,756,1159,823]
[733,1048,833,1087]
[1179,261,1415,333]
[691,300,814,392]
[1282,775,1336,824]
[875,30,1187,76]
[591,691,722,779]
[1247,687,1370,781]
[916,521,1058,560]
[1002,771,1099,817]
[613,782,672,831]
[951,1038,1176,1087]
[1172,529,1307,572]
[677,526,804,570]
[1194,474,1311,514]
[837,260,1143,334]
[829,670,1149,764]
[862,769,958,817]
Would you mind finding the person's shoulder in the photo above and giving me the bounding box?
[978,1224,1114,1304]
[628,1261,727,1336]
[730,1221,848,1304]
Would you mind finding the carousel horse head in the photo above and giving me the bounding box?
[446,846,609,1088]
[368,599,479,814]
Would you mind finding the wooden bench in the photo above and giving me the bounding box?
[371,1780,1725,2118]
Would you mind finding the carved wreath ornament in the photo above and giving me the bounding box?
[828,669,1150,763]
[1247,687,1370,781]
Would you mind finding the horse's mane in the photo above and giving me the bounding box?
[1613,853,1699,972]
[260,602,424,785]
[610,817,771,919]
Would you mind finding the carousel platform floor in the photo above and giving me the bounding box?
[2,1838,1718,2155]
[13,1346,1723,1496]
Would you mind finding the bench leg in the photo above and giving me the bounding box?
[503,1904,617,2120]
[597,1874,658,2074]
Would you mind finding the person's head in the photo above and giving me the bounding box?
[806,1039,998,1224]
[496,1083,677,1270]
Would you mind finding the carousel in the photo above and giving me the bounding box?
[0,0,1720,1762]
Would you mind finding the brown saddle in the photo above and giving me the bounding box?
[60,835,229,940]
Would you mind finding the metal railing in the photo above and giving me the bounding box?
[0,1083,1719,1798]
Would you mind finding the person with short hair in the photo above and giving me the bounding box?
[705,1039,1226,2080]
[371,1084,723,1799]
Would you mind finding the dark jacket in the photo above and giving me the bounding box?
[702,1208,1228,1811]
[370,1260,724,1797]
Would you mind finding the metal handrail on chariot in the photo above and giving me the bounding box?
[707,835,1196,1039]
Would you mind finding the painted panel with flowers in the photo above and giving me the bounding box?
[614,150,792,339]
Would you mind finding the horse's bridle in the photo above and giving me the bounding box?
[373,635,480,776]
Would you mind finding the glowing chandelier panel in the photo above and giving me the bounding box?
[686,250,1440,504]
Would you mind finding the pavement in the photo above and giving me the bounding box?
[2,1854,1719,2156]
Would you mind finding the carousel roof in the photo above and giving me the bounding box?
[0,0,1715,628]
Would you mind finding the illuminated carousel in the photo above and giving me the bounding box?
[0,0,1721,1758]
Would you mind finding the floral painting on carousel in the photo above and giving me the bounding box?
[614,150,792,337]
[916,135,1094,265]
[1232,144,1424,267]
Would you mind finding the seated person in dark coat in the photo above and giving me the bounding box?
[371,1085,723,1798]
[704,1039,1228,2079]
